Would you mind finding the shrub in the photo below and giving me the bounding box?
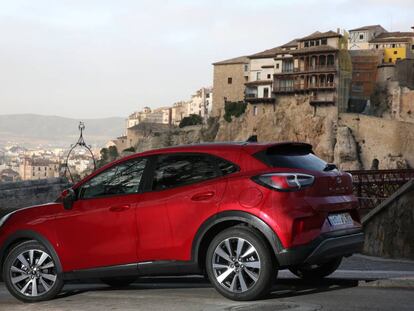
[224,101,247,122]
[179,114,203,128]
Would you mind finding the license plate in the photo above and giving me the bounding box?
[328,213,353,226]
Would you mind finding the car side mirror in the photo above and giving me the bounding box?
[61,188,76,210]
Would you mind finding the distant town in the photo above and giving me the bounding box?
[1,24,413,182]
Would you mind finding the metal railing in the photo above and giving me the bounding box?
[347,169,414,211]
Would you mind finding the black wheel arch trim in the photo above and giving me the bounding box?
[191,210,284,265]
[0,230,63,280]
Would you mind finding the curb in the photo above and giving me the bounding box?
[359,276,414,289]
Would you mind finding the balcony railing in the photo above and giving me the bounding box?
[245,93,275,103]
[275,65,337,75]
[273,82,336,93]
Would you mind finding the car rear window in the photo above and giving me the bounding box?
[253,144,327,172]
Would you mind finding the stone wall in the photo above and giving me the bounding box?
[362,180,414,260]
[0,178,70,210]
[339,113,414,169]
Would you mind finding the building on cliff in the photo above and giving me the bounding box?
[212,56,249,117]
[348,25,387,50]
[273,30,352,112]
[369,30,414,64]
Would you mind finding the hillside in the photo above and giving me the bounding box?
[0,114,125,148]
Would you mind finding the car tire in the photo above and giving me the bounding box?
[2,240,64,302]
[206,226,275,301]
[288,257,342,280]
[101,276,137,288]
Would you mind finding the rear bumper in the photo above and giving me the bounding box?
[276,228,364,268]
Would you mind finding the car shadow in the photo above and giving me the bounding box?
[56,275,366,301]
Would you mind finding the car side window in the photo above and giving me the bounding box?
[78,157,148,199]
[217,158,239,175]
[152,154,221,191]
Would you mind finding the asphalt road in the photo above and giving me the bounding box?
[0,255,413,311]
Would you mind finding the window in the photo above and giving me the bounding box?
[304,41,309,48]
[267,74,271,79]
[263,87,269,98]
[315,40,320,46]
[359,34,364,40]
[244,64,249,71]
[256,72,261,80]
[392,44,396,48]
[227,77,232,84]
[310,41,315,47]
[321,38,327,45]
[394,51,398,55]
[152,154,221,190]
[217,158,238,175]
[276,63,280,69]
[389,58,392,63]
[412,45,414,50]
[79,157,148,199]
[376,44,379,49]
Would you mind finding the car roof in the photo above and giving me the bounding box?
[73,141,312,188]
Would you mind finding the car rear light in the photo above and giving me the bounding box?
[253,173,315,192]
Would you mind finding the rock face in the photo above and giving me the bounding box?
[363,180,414,260]
[333,126,362,170]
[215,95,338,162]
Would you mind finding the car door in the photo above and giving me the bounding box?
[54,157,148,271]
[135,153,232,262]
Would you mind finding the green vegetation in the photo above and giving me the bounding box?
[224,101,247,122]
[179,114,203,128]
[97,145,119,168]
[122,146,136,153]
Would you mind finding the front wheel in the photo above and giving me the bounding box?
[2,240,64,302]
[289,257,342,280]
[206,226,275,301]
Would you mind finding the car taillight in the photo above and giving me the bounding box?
[252,173,315,192]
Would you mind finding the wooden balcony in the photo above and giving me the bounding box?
[245,93,275,103]
[274,65,337,76]
[273,83,336,94]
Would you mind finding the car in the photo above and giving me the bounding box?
[0,142,364,302]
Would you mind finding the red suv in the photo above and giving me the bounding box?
[0,142,363,302]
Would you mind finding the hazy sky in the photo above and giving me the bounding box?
[0,0,413,118]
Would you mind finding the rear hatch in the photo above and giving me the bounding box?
[252,143,356,212]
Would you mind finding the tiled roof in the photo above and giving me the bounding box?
[349,25,386,32]
[298,30,342,41]
[213,56,250,65]
[369,32,414,43]
[249,47,284,59]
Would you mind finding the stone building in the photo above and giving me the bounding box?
[19,157,60,181]
[188,87,213,121]
[145,107,172,125]
[273,30,351,112]
[369,30,414,64]
[212,56,249,117]
[171,101,191,126]
[126,106,152,129]
[348,25,387,50]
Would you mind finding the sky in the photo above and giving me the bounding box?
[0,0,413,119]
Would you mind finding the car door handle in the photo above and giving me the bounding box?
[109,204,131,212]
[191,191,215,201]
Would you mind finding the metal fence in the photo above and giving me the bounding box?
[347,169,414,212]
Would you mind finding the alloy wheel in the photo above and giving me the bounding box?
[9,249,57,297]
[211,237,261,293]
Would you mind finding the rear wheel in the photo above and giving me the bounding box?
[206,226,275,301]
[2,240,63,302]
[289,257,342,280]
[101,276,137,288]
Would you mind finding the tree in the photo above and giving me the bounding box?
[179,114,203,128]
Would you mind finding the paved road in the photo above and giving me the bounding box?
[1,255,413,311]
